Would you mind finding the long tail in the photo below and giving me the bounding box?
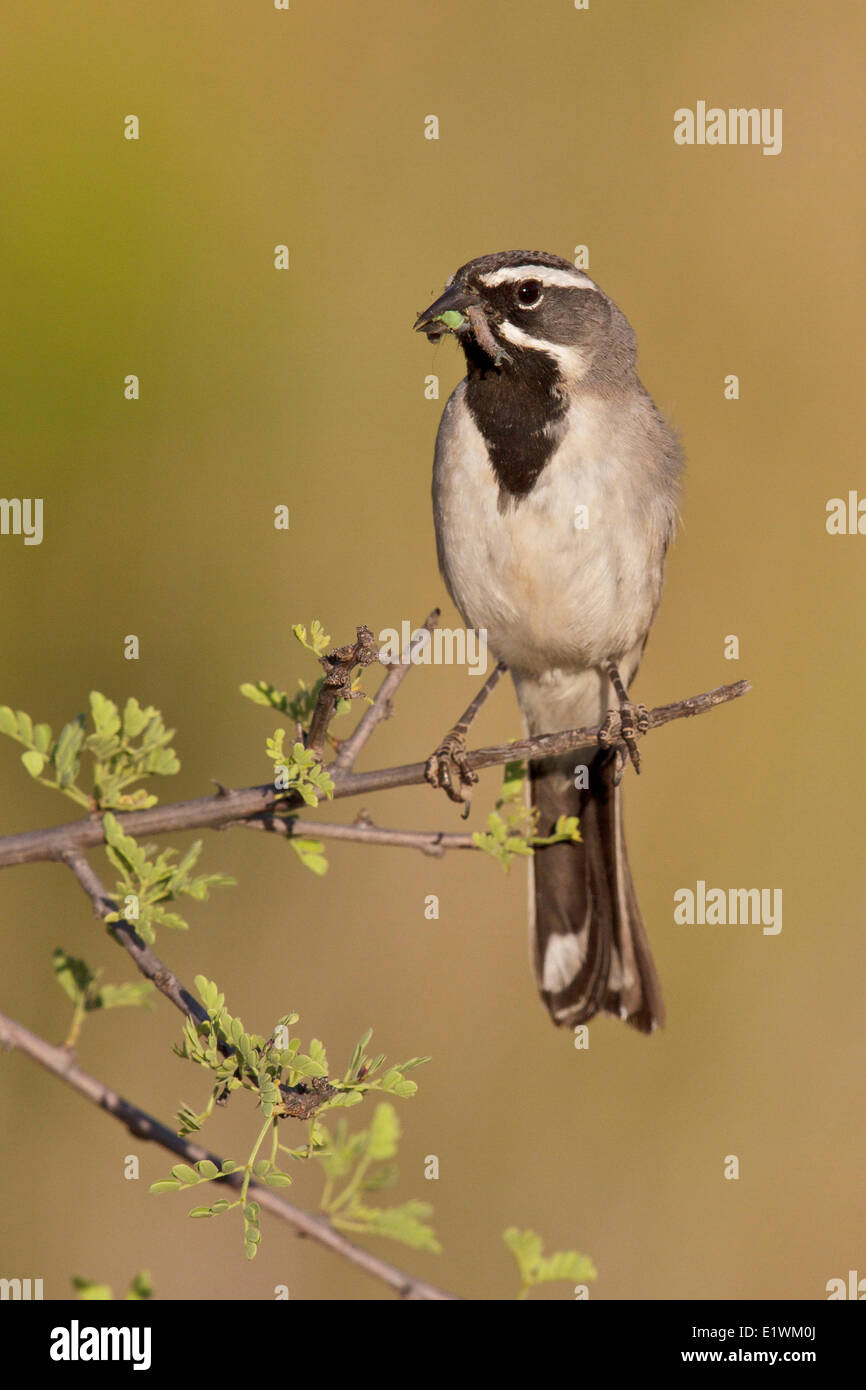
[529,748,664,1034]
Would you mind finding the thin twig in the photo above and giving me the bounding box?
[60,854,325,1116]
[0,680,751,870]
[61,851,210,1025]
[238,813,476,857]
[333,610,440,770]
[0,1007,457,1302]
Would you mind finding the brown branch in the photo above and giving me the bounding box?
[0,680,751,871]
[0,1007,457,1302]
[238,812,477,857]
[307,625,380,755]
[60,853,335,1117]
[62,851,211,1025]
[334,679,752,798]
[333,609,440,770]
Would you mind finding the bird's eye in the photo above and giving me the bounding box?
[516,279,543,309]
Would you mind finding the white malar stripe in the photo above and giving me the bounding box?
[542,932,587,993]
[497,319,591,379]
[478,265,599,291]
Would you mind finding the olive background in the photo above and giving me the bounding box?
[0,1,863,1301]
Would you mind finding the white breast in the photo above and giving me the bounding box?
[432,381,666,680]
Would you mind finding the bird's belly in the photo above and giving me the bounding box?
[433,391,658,676]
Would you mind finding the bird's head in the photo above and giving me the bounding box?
[414,250,635,387]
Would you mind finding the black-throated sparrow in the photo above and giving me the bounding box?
[415,250,683,1033]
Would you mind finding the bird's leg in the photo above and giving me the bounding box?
[425,660,507,815]
[598,659,649,777]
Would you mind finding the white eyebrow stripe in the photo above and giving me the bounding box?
[497,319,592,380]
[478,266,599,291]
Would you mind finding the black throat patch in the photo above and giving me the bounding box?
[463,339,568,499]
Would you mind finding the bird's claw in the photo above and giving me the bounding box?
[425,730,478,816]
[598,702,649,780]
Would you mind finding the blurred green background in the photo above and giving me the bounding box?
[1,0,863,1301]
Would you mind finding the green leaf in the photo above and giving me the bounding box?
[144,746,180,777]
[367,1102,400,1161]
[170,1164,201,1186]
[503,1227,543,1282]
[21,749,44,777]
[291,1052,329,1079]
[534,1250,598,1284]
[342,1199,440,1252]
[501,759,527,799]
[385,1077,418,1099]
[32,723,53,753]
[240,680,289,712]
[94,981,155,1011]
[149,1180,182,1195]
[503,1227,597,1294]
[533,815,582,848]
[122,697,150,738]
[53,718,85,787]
[125,1271,153,1301]
[292,620,331,656]
[89,691,121,738]
[347,1027,373,1080]
[289,837,328,876]
[195,976,222,1012]
[16,710,33,743]
[328,1089,364,1109]
[263,1172,292,1188]
[74,1280,113,1301]
[52,949,94,1004]
[240,682,272,706]
[101,822,233,946]
[391,1056,430,1073]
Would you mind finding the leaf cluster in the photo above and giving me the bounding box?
[101,814,235,946]
[241,619,373,758]
[318,1102,439,1252]
[265,731,334,805]
[503,1227,598,1299]
[72,1271,153,1301]
[154,981,432,1259]
[53,948,154,1047]
[473,760,581,870]
[0,693,180,810]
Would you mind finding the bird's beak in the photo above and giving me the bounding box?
[414,284,479,341]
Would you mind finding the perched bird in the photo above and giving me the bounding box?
[414,250,683,1033]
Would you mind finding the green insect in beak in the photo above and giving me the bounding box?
[435,309,466,330]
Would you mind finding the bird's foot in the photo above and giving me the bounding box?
[598,700,649,780]
[424,728,478,817]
